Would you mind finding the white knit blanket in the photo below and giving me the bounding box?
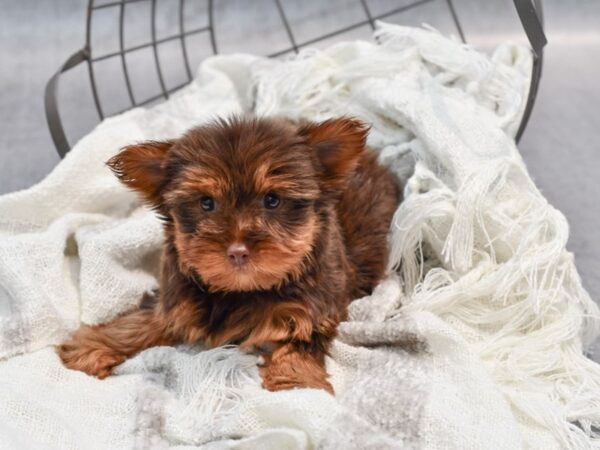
[1,23,600,449]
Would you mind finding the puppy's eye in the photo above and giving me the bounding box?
[263,192,280,209]
[200,196,215,212]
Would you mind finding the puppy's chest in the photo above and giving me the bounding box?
[194,287,326,348]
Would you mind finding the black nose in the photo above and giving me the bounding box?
[227,243,250,267]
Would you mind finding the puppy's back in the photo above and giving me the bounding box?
[336,151,401,299]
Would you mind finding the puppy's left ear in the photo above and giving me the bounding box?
[300,117,369,189]
[106,140,173,206]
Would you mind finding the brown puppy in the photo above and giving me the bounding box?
[58,116,400,393]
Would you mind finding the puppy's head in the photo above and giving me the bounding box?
[108,116,368,292]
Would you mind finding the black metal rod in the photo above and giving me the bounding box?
[274,0,299,53]
[269,0,434,56]
[445,0,466,43]
[48,0,547,157]
[179,0,193,81]
[91,26,210,62]
[44,49,90,158]
[359,0,375,31]
[114,80,190,114]
[86,0,104,120]
[208,0,217,54]
[534,0,544,27]
[119,0,137,106]
[150,0,169,99]
[514,0,547,141]
[514,0,547,57]
[92,0,146,10]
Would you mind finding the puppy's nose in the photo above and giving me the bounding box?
[227,243,250,267]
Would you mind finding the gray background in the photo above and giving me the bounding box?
[0,0,599,356]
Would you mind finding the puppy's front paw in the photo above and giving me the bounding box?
[57,327,124,379]
[260,363,334,394]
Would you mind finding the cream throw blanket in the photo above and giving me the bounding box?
[1,23,599,449]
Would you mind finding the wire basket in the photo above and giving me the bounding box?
[45,0,546,158]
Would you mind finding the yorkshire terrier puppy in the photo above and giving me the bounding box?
[58,116,400,393]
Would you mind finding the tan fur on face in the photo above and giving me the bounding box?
[174,212,319,292]
[166,166,227,200]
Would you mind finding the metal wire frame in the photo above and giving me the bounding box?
[45,0,546,158]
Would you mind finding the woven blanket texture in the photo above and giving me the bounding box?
[1,23,599,449]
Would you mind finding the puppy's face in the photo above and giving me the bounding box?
[108,117,368,292]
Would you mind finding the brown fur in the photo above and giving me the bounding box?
[57,116,401,393]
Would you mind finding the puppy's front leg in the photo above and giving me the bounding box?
[58,300,204,378]
[260,340,333,394]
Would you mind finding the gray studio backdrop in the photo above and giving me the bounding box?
[0,0,599,357]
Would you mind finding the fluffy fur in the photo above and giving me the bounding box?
[58,116,401,393]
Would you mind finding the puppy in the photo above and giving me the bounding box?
[58,116,400,393]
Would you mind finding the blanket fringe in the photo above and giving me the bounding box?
[388,154,600,448]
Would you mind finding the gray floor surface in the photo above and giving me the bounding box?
[0,0,599,357]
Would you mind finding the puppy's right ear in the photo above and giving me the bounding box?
[107,140,173,206]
